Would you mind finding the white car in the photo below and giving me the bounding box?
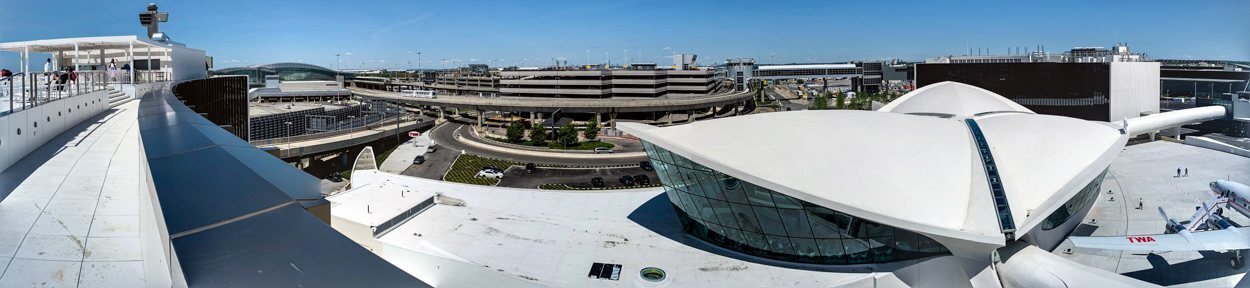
[475,170,504,179]
[594,147,614,154]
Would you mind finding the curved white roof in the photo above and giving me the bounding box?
[879,81,1033,118]
[620,81,1128,247]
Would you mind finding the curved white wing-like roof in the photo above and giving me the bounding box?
[620,111,1006,245]
[879,81,1033,118]
[621,81,1128,247]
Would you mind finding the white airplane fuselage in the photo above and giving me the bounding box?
[1213,180,1250,219]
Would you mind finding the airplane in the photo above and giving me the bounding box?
[1069,180,1250,269]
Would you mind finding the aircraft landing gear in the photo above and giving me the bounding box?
[1231,250,1245,269]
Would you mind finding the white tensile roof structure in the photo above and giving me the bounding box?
[619,81,1127,253]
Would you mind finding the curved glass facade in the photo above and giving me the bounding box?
[1040,169,1108,230]
[214,63,353,86]
[642,142,950,264]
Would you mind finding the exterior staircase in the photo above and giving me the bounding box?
[107,86,130,106]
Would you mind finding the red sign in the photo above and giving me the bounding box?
[1125,236,1156,243]
[408,131,421,137]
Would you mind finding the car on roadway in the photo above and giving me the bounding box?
[633,175,650,186]
[426,145,437,153]
[594,147,614,154]
[525,163,536,174]
[639,161,653,171]
[619,175,635,186]
[591,177,605,188]
[475,169,504,179]
[413,155,426,165]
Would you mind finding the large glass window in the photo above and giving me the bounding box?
[1040,170,1108,230]
[644,143,950,264]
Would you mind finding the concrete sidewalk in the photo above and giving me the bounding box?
[379,134,434,174]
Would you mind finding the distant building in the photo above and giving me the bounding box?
[498,66,716,98]
[216,62,352,87]
[926,43,1146,64]
[1160,64,1250,136]
[723,59,885,93]
[916,62,1161,122]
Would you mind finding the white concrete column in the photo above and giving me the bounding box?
[128,41,135,84]
[73,42,80,72]
[147,45,153,83]
[20,46,27,75]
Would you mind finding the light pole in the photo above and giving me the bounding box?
[348,115,356,146]
[335,53,340,76]
[284,121,293,158]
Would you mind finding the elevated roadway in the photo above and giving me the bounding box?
[349,87,754,114]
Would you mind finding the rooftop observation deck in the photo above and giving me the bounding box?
[0,81,426,286]
[0,101,145,287]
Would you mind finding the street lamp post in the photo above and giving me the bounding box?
[284,121,293,158]
[335,53,341,76]
[348,115,356,146]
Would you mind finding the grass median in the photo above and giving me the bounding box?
[444,154,522,186]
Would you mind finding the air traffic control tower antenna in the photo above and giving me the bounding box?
[138,3,169,39]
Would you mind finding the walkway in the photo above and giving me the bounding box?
[0,101,144,287]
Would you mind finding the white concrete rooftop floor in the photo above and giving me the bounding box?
[0,101,144,287]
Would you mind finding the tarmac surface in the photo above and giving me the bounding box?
[1059,141,1250,287]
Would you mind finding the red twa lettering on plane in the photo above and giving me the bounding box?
[1125,236,1156,243]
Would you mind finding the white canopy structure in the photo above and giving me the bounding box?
[0,35,206,83]
[619,81,1224,262]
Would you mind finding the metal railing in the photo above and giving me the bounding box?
[2,71,107,116]
[2,70,174,116]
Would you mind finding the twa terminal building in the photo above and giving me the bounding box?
[616,81,1225,285]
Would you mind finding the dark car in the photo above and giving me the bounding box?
[525,163,536,174]
[633,175,650,186]
[639,161,654,171]
[413,155,426,165]
[591,177,605,188]
[619,175,635,186]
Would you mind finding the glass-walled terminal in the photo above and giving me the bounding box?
[642,142,950,264]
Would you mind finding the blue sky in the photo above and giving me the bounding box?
[1,0,1247,70]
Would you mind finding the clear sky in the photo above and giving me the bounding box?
[1,0,1247,70]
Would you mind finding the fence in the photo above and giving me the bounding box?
[1,70,172,116]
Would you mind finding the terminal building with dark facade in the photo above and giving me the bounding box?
[915,62,1160,122]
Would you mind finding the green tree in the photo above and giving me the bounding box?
[505,121,527,143]
[527,122,548,146]
[556,122,579,148]
[810,91,831,110]
[583,119,601,141]
[834,90,847,110]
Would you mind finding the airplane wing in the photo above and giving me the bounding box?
[1070,227,1250,251]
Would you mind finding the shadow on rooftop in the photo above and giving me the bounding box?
[0,106,126,200]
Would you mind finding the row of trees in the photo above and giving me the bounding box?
[810,90,899,110]
[504,119,601,148]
